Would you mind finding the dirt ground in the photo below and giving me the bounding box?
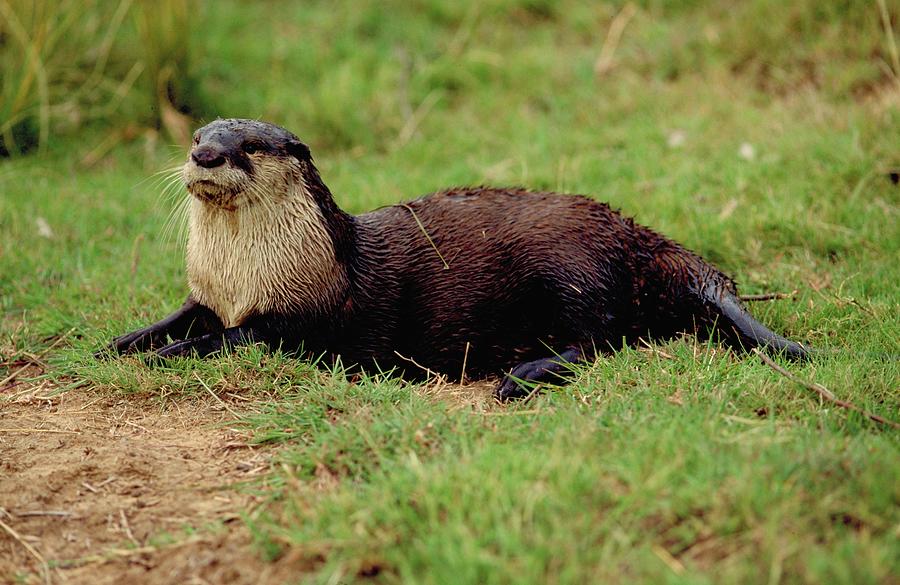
[0,365,497,585]
[0,380,298,585]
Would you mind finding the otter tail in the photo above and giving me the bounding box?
[703,284,809,361]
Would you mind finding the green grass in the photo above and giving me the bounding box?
[2,0,899,583]
[0,0,195,155]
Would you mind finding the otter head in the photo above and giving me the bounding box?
[182,118,313,210]
[182,119,352,326]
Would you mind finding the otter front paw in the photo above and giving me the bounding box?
[105,326,164,356]
[156,334,224,359]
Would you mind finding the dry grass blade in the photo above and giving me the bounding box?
[15,510,74,518]
[119,509,140,547]
[876,0,900,91]
[740,291,798,302]
[0,327,75,390]
[395,89,443,149]
[0,517,51,585]
[79,125,137,168]
[0,428,81,434]
[397,203,450,269]
[460,341,471,385]
[55,538,207,569]
[652,544,686,575]
[752,348,900,429]
[194,371,241,419]
[595,3,638,77]
[477,409,540,416]
[394,351,442,379]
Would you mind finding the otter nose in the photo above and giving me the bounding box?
[191,145,226,169]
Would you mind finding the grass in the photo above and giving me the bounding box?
[1,0,899,583]
[0,0,195,155]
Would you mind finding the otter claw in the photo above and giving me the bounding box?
[495,374,535,402]
[155,334,226,359]
[155,339,198,358]
[494,348,583,402]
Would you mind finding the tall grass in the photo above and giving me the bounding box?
[0,0,195,156]
[132,0,194,143]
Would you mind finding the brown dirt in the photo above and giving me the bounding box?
[0,360,498,585]
[0,383,298,585]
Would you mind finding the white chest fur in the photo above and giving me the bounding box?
[186,194,344,328]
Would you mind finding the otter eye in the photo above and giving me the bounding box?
[243,142,263,154]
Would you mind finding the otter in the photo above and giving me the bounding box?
[107,118,808,400]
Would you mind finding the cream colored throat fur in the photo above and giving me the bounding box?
[186,177,347,328]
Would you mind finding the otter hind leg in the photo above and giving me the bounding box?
[495,347,583,402]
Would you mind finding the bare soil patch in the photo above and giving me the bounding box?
[0,385,292,585]
[0,365,499,585]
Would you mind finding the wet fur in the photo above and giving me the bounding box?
[109,119,808,399]
[328,188,773,379]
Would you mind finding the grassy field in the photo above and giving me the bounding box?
[1,1,899,583]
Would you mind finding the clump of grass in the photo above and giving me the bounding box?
[132,0,196,143]
[0,0,69,155]
[0,0,198,156]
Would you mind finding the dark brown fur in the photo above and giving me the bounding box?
[107,119,808,400]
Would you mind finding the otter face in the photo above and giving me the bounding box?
[182,118,312,209]
[183,119,347,328]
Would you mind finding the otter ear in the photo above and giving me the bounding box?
[286,139,312,162]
